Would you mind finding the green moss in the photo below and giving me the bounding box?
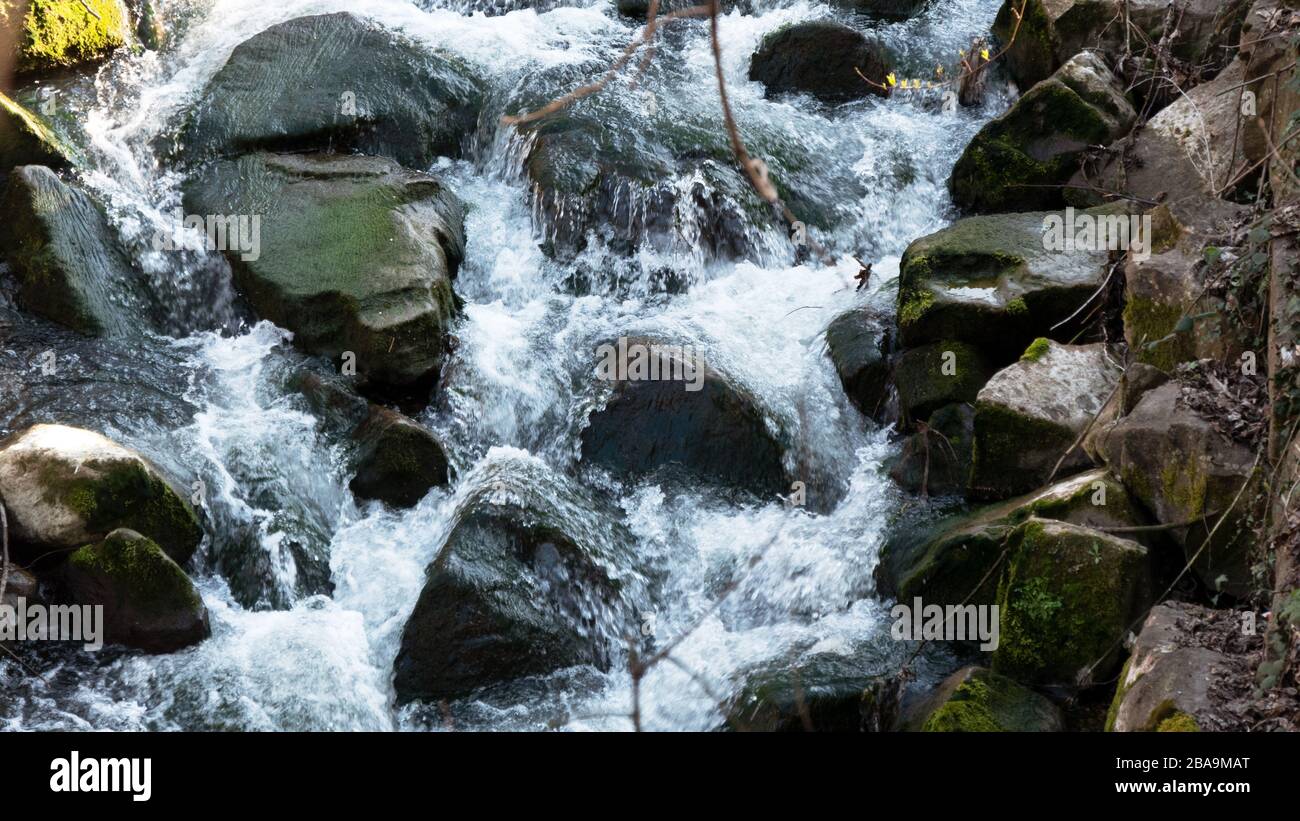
[971,400,1075,497]
[919,668,1061,732]
[8,0,128,75]
[67,530,202,616]
[922,675,1001,732]
[1123,296,1191,372]
[1104,655,1134,731]
[1155,711,1200,732]
[1006,297,1029,316]
[899,288,935,328]
[1020,337,1051,362]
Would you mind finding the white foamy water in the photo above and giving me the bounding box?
[1,0,1003,730]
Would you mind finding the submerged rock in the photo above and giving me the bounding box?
[824,309,890,421]
[579,336,787,498]
[0,424,203,567]
[970,340,1120,499]
[992,518,1153,689]
[878,468,1153,608]
[747,22,891,103]
[1094,382,1259,596]
[349,406,450,508]
[178,12,482,168]
[0,91,74,170]
[901,666,1063,731]
[183,152,465,392]
[393,465,637,702]
[0,165,151,337]
[896,210,1111,361]
[63,528,210,653]
[950,51,1136,213]
[5,0,128,76]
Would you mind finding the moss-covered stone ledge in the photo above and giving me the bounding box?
[900,665,1064,731]
[3,0,129,76]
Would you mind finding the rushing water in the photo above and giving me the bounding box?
[0,0,1009,730]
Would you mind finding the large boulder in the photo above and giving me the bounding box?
[723,651,873,732]
[879,467,1154,608]
[824,309,890,421]
[970,340,1120,499]
[178,12,481,168]
[950,51,1136,213]
[63,528,210,653]
[828,0,930,20]
[0,165,151,336]
[900,666,1064,731]
[747,22,891,104]
[0,90,75,170]
[893,341,993,424]
[183,152,465,392]
[4,0,128,76]
[896,210,1112,361]
[349,406,450,508]
[1081,361,1168,462]
[393,461,637,702]
[992,518,1153,689]
[0,424,203,567]
[1094,382,1260,596]
[1106,602,1251,731]
[993,0,1247,91]
[579,336,787,497]
[889,403,974,496]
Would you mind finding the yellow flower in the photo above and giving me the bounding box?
[886,72,897,87]
[980,48,991,61]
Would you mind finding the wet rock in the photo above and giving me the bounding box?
[1106,602,1248,731]
[992,518,1153,689]
[878,468,1154,608]
[178,12,481,168]
[828,0,930,20]
[183,152,465,392]
[0,564,40,650]
[5,0,128,76]
[616,0,740,17]
[889,403,974,496]
[579,336,787,498]
[393,464,637,703]
[349,406,450,508]
[0,424,203,567]
[950,51,1136,213]
[1094,382,1260,597]
[893,341,993,424]
[747,22,891,103]
[0,165,151,337]
[1120,197,1252,372]
[824,309,890,421]
[900,666,1063,731]
[896,210,1111,361]
[0,91,74,170]
[970,340,1121,499]
[723,651,873,732]
[63,528,210,653]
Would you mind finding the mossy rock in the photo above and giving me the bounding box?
[0,90,76,170]
[888,403,974,497]
[893,341,993,424]
[349,406,450,509]
[970,340,1120,499]
[747,21,891,104]
[992,518,1153,688]
[902,666,1063,731]
[183,152,465,392]
[1094,382,1259,597]
[0,424,202,566]
[177,12,482,168]
[0,165,151,336]
[878,468,1153,610]
[950,51,1135,213]
[64,528,209,653]
[896,210,1110,360]
[825,309,890,422]
[4,0,128,76]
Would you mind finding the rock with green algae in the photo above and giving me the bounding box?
[896,210,1111,361]
[878,467,1156,609]
[0,165,152,337]
[63,528,209,653]
[1094,382,1259,597]
[3,0,129,76]
[824,309,891,422]
[888,403,974,497]
[1106,602,1246,731]
[0,90,76,170]
[177,12,482,169]
[183,152,465,392]
[970,340,1121,499]
[349,406,450,509]
[893,341,993,425]
[901,666,1064,731]
[0,424,202,567]
[992,518,1153,689]
[950,51,1135,214]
